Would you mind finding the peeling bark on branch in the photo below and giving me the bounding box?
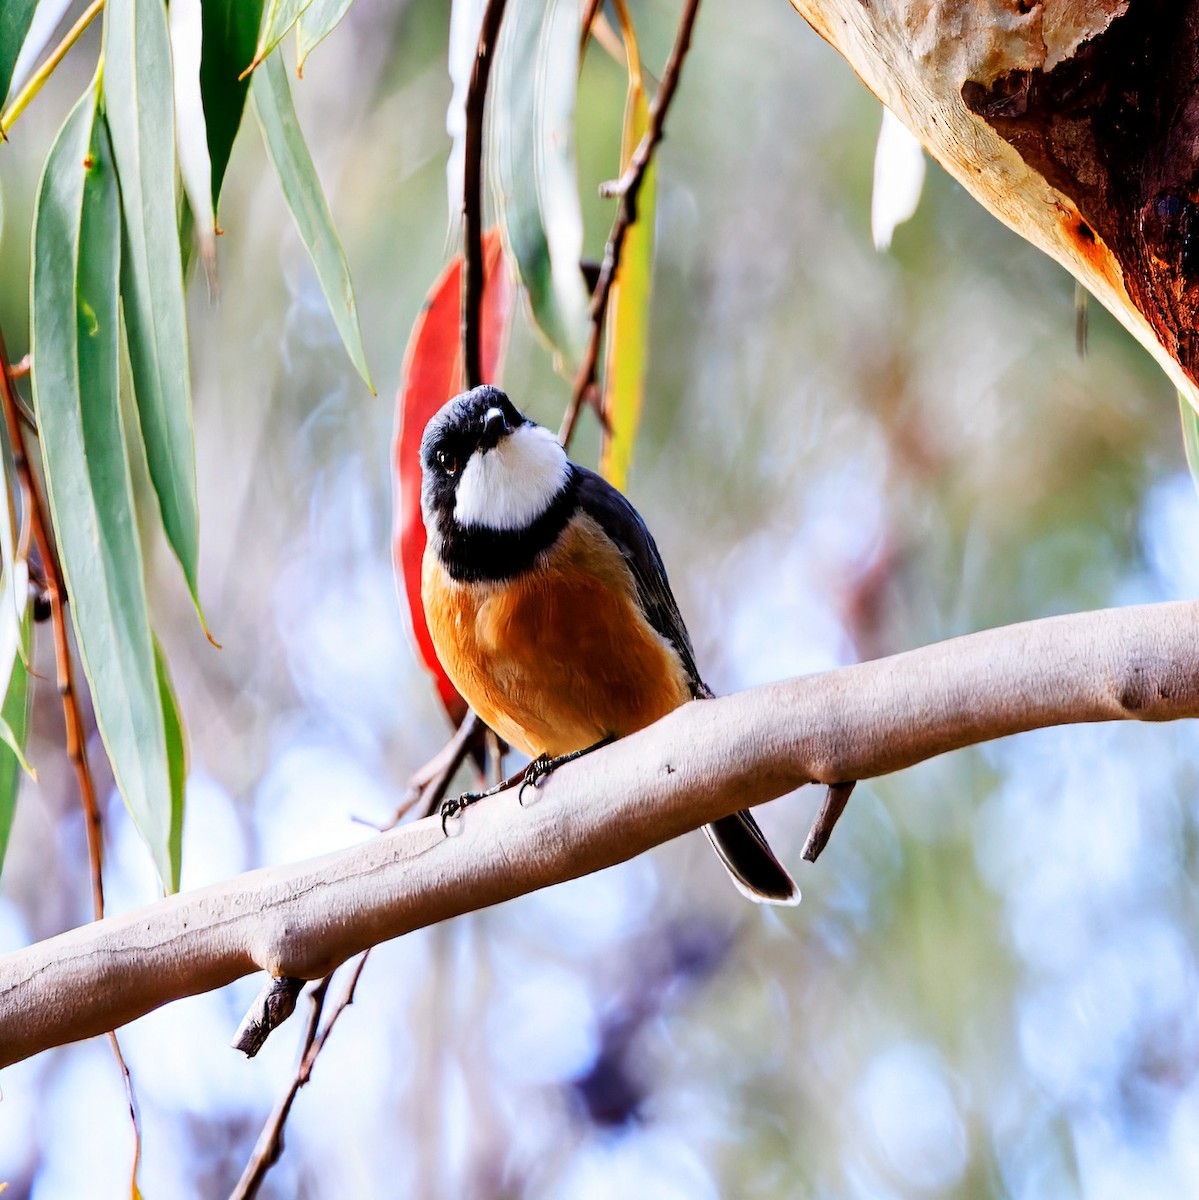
[0,602,1197,1069]
[788,0,1199,409]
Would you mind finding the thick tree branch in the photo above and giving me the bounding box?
[2,600,1198,1068]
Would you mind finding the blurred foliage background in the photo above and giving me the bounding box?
[2,0,1199,1196]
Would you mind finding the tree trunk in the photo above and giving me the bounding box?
[789,0,1199,410]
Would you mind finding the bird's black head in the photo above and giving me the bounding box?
[420,386,576,581]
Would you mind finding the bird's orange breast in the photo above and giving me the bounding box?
[422,515,691,758]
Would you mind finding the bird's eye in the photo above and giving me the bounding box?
[436,448,458,476]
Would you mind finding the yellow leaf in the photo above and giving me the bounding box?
[599,5,655,491]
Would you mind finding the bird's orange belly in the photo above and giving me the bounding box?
[422,518,690,758]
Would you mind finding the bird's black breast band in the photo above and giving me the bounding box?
[435,461,707,701]
[436,468,580,583]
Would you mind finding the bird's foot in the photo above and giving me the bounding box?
[442,736,617,830]
[517,736,616,806]
[439,789,484,834]
[517,754,553,806]
[439,763,534,833]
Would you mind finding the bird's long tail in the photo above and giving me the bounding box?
[704,810,800,906]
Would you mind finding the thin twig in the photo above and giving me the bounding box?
[231,957,368,1200]
[231,976,306,1057]
[461,0,510,389]
[228,714,480,1062]
[1,329,143,1185]
[388,710,482,829]
[108,1031,143,1190]
[801,781,856,862]
[1074,281,1089,360]
[578,0,605,61]
[0,328,104,918]
[227,718,480,1190]
[0,0,106,138]
[559,0,703,448]
[229,974,331,1200]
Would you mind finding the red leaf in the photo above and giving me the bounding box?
[393,230,512,720]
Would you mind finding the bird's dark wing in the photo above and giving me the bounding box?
[573,466,799,906]
[573,465,707,698]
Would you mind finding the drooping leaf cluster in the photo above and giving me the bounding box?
[3,0,367,890]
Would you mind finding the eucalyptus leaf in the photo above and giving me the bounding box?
[0,418,24,664]
[297,0,354,73]
[104,0,204,612]
[247,0,315,77]
[0,600,32,877]
[155,637,187,894]
[251,50,374,390]
[169,0,218,274]
[0,0,37,110]
[31,83,174,890]
[1181,393,1199,498]
[200,0,265,210]
[490,0,589,370]
[5,0,72,109]
[600,51,655,491]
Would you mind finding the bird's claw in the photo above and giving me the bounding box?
[439,797,462,835]
[517,755,553,807]
[439,790,483,835]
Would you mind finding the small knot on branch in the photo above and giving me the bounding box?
[232,976,306,1058]
[802,781,856,863]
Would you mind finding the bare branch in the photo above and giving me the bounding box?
[0,327,106,920]
[461,0,509,389]
[229,976,328,1200]
[228,714,480,1057]
[229,959,370,1200]
[3,600,1199,1068]
[231,976,306,1058]
[2,316,143,1188]
[559,0,703,448]
[802,781,855,862]
[387,710,482,829]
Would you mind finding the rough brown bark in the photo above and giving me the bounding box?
[788,0,1199,408]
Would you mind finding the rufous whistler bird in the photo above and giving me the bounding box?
[419,385,798,905]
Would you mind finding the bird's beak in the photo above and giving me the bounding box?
[480,406,509,451]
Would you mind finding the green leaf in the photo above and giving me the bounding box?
[600,37,655,491]
[199,0,265,210]
[154,637,187,894]
[251,50,373,390]
[169,0,218,277]
[0,598,32,877]
[31,82,174,891]
[0,0,37,110]
[246,0,315,78]
[1181,392,1199,498]
[491,0,589,370]
[103,0,204,612]
[0,418,25,666]
[297,0,354,74]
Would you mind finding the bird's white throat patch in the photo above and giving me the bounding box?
[454,422,570,531]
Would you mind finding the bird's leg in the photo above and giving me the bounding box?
[440,736,617,832]
[517,735,615,805]
[439,763,530,833]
